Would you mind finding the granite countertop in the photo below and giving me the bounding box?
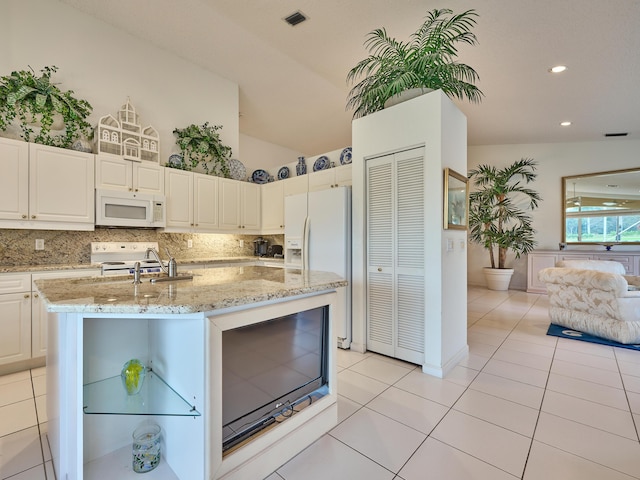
[34,265,346,315]
[0,256,284,274]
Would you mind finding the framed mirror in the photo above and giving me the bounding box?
[563,168,640,244]
[444,168,469,230]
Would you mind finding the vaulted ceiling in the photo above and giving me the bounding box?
[61,0,640,155]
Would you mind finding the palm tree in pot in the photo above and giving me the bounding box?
[468,158,541,290]
[346,8,483,119]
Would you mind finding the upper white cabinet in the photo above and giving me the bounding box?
[0,138,94,230]
[261,181,284,233]
[164,168,218,232]
[308,164,352,192]
[218,178,261,232]
[95,154,164,194]
[283,175,308,197]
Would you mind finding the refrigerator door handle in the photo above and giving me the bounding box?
[302,216,310,271]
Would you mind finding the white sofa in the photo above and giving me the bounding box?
[538,260,640,344]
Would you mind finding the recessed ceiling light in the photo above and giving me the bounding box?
[560,121,572,127]
[549,65,567,73]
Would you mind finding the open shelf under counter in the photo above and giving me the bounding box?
[83,370,200,416]
[85,444,179,480]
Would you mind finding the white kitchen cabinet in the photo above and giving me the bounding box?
[31,269,100,359]
[164,169,219,232]
[308,164,352,192]
[0,138,94,230]
[283,174,308,197]
[218,178,261,232]
[95,154,164,194]
[0,274,31,366]
[261,180,284,233]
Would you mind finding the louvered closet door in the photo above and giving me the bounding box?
[366,147,425,365]
[366,157,395,357]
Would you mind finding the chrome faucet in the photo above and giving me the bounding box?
[146,247,178,278]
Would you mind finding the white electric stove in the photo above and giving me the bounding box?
[91,241,165,276]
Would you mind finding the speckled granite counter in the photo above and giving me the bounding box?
[34,265,345,315]
[0,256,283,273]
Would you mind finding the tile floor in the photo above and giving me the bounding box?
[2,286,640,479]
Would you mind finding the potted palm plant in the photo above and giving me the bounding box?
[346,8,483,118]
[172,122,232,177]
[468,158,541,290]
[0,65,93,148]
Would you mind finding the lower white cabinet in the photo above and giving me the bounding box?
[527,250,640,293]
[31,269,100,359]
[0,269,100,366]
[0,274,32,366]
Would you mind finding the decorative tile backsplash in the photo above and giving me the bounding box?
[0,229,284,266]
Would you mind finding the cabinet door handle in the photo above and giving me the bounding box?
[34,293,39,298]
[377,267,382,272]
[22,214,27,219]
[24,293,30,299]
[31,215,36,219]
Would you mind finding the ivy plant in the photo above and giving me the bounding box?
[0,65,93,148]
[172,122,232,177]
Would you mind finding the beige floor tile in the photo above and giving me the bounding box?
[0,399,38,438]
[482,358,549,388]
[348,355,413,385]
[524,440,637,480]
[534,412,640,477]
[366,386,449,435]
[0,426,44,479]
[551,359,624,389]
[336,394,360,424]
[0,379,34,408]
[276,435,394,480]
[431,410,530,477]
[399,437,519,480]
[336,369,388,405]
[554,347,620,372]
[394,369,466,407]
[546,372,630,410]
[0,370,30,387]
[541,390,637,440]
[470,372,545,409]
[330,407,425,472]
[492,346,553,372]
[453,388,539,437]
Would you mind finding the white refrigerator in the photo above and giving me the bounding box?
[284,186,352,348]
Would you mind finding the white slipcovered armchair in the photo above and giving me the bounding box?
[538,260,640,344]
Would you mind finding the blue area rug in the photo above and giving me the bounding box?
[546,323,640,351]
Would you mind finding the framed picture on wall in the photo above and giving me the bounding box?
[443,168,469,230]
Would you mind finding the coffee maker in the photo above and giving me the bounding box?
[253,237,269,257]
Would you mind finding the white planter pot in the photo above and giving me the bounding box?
[384,87,434,108]
[483,267,514,291]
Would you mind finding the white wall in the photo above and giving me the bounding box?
[467,139,640,289]
[239,134,304,178]
[352,90,468,377]
[2,0,239,164]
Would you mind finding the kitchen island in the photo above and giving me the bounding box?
[35,266,346,480]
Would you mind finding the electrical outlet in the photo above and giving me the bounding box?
[35,239,44,250]
[239,239,244,248]
[187,239,193,248]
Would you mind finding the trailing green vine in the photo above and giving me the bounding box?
[172,122,232,177]
[0,65,93,148]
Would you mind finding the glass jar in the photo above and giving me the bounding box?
[132,423,161,473]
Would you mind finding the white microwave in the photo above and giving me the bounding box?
[95,189,166,228]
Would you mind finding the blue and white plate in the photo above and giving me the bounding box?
[228,159,246,181]
[313,156,330,171]
[251,169,269,184]
[340,147,352,165]
[277,166,290,180]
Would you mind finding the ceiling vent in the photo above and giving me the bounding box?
[605,132,628,137]
[284,11,307,26]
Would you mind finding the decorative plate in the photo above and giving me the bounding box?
[251,169,269,184]
[313,155,330,172]
[228,159,246,181]
[340,147,352,165]
[277,166,290,180]
[167,153,184,167]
